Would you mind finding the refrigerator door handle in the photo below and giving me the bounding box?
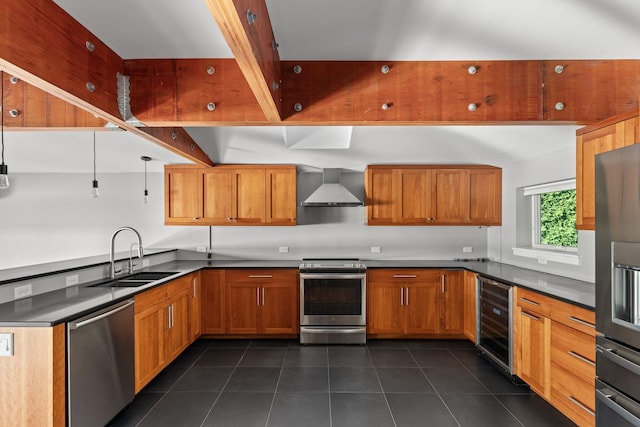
[597,343,640,376]
[596,387,640,425]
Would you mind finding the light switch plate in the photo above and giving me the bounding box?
[14,284,32,299]
[371,246,381,253]
[463,247,473,253]
[279,246,289,253]
[66,274,79,287]
[0,333,14,357]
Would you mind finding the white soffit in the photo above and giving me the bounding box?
[283,126,354,149]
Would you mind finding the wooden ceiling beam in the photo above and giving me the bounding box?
[0,0,213,166]
[204,0,282,122]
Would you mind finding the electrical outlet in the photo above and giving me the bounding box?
[371,246,381,253]
[197,246,207,253]
[66,274,79,287]
[279,246,289,253]
[0,333,14,357]
[537,256,548,264]
[14,284,32,299]
[463,247,473,253]
[143,259,150,267]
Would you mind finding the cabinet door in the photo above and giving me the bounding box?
[466,169,502,225]
[266,167,297,225]
[366,168,395,225]
[167,290,191,363]
[463,271,477,342]
[516,306,550,398]
[396,169,431,224]
[165,166,201,224]
[201,270,226,334]
[226,282,260,334]
[367,282,404,334]
[189,273,202,342]
[404,282,440,334]
[202,169,233,223]
[577,123,621,229]
[261,282,298,334]
[134,303,166,393]
[431,169,466,223]
[440,271,464,334]
[232,168,266,224]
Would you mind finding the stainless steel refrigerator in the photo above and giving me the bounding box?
[595,144,640,426]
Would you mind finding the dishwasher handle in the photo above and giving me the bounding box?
[68,300,134,330]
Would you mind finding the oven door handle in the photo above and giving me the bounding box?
[596,385,640,424]
[302,327,366,334]
[300,273,366,280]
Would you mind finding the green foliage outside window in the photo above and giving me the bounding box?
[539,190,577,247]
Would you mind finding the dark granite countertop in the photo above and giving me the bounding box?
[0,258,594,326]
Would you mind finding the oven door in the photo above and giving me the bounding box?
[300,273,366,326]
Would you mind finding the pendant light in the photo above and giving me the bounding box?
[0,72,9,190]
[90,132,99,198]
[141,155,151,203]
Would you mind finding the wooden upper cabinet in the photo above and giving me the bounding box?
[266,168,297,225]
[232,168,266,224]
[576,111,639,230]
[165,166,201,223]
[165,165,297,226]
[365,165,501,226]
[365,168,395,224]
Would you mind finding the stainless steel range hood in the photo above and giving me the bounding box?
[301,168,363,207]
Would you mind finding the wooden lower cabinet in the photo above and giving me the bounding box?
[367,269,464,337]
[513,286,596,427]
[515,302,551,398]
[225,269,299,335]
[0,324,66,427]
[189,272,202,341]
[134,274,195,393]
[201,269,226,334]
[463,270,477,342]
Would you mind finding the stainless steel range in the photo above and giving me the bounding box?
[299,259,367,344]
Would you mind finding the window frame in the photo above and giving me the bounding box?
[525,179,577,253]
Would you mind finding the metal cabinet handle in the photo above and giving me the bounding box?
[393,275,417,278]
[441,275,445,293]
[521,311,540,321]
[567,396,595,416]
[193,278,197,298]
[568,316,595,329]
[596,387,640,422]
[519,297,540,306]
[400,288,404,306]
[597,343,640,376]
[262,287,265,306]
[405,287,409,305]
[256,288,260,306]
[568,350,596,367]
[249,275,273,278]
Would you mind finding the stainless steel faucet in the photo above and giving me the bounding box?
[110,226,144,279]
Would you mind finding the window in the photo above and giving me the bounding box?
[524,179,577,251]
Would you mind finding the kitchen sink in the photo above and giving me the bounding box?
[90,272,178,288]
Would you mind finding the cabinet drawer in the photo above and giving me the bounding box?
[550,364,595,427]
[225,269,297,283]
[367,269,441,283]
[134,285,167,313]
[550,299,596,337]
[516,288,552,317]
[551,321,595,383]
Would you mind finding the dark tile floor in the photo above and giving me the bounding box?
[109,339,576,427]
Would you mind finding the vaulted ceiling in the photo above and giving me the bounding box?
[1,0,639,172]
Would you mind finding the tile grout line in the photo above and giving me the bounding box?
[197,341,251,427]
[409,345,462,427]
[262,343,289,427]
[366,344,399,427]
[134,344,209,427]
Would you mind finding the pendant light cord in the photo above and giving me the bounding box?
[1,72,5,166]
[92,132,96,181]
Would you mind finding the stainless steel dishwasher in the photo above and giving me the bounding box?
[67,299,135,426]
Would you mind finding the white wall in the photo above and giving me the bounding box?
[488,146,595,282]
[0,171,489,271]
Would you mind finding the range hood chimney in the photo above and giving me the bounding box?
[301,168,363,207]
